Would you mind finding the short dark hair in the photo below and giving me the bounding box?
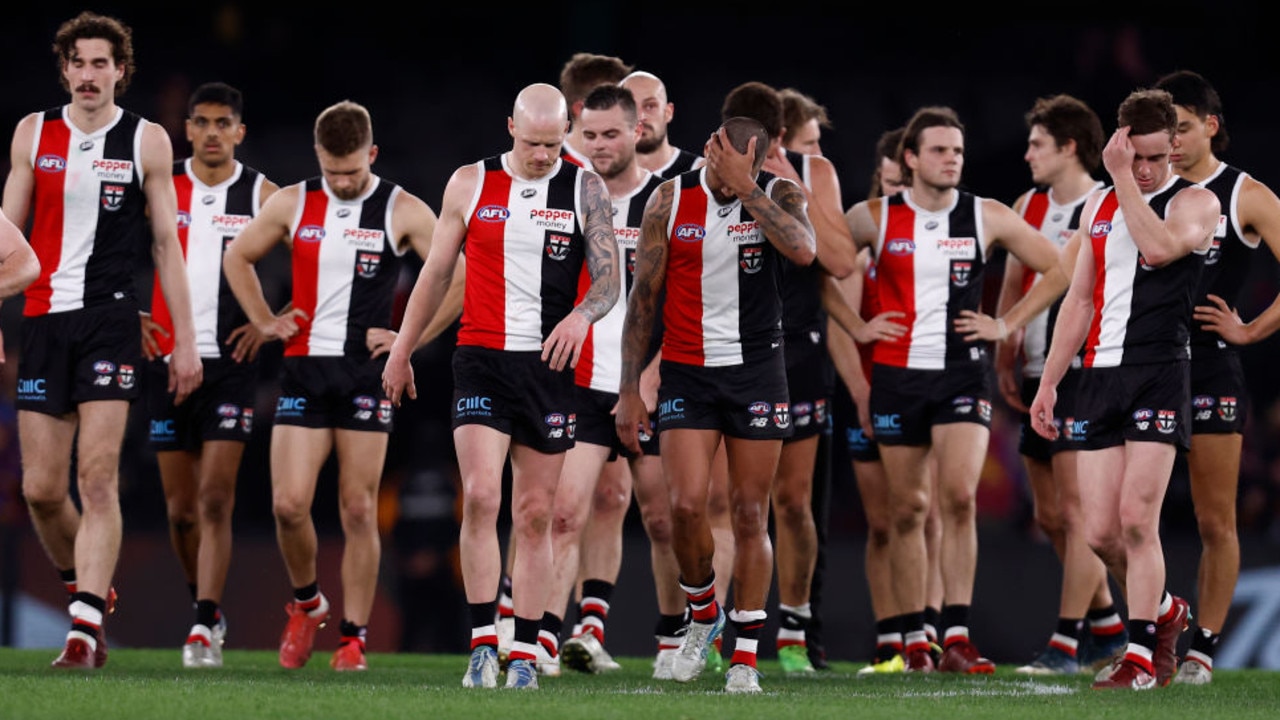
[780,88,832,145]
[900,106,964,184]
[721,81,784,139]
[1154,69,1229,154]
[314,100,372,156]
[188,82,244,118]
[53,11,135,94]
[558,52,634,111]
[869,127,905,199]
[1117,89,1177,139]
[1025,94,1104,173]
[583,84,637,125]
[722,116,770,169]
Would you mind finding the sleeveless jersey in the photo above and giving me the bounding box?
[662,168,783,367]
[23,106,148,316]
[872,189,987,370]
[285,175,407,358]
[1080,175,1203,368]
[149,159,265,357]
[1018,183,1099,376]
[1189,163,1254,359]
[780,149,827,345]
[459,156,588,352]
[654,148,701,180]
[574,171,665,392]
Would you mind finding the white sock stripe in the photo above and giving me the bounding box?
[876,632,904,645]
[904,630,928,645]
[538,629,559,646]
[679,579,715,596]
[472,624,496,639]
[778,602,812,618]
[511,640,539,656]
[68,601,103,627]
[1158,592,1173,617]
[1185,649,1213,668]
[1126,643,1154,662]
[734,637,759,655]
[582,617,605,631]
[1049,632,1079,650]
[581,597,611,613]
[728,608,767,623]
[944,626,970,642]
[67,629,97,649]
[776,628,805,642]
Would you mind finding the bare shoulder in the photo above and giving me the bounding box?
[1171,183,1221,218]
[10,112,40,148]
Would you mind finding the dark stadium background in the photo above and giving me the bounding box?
[1,3,1278,666]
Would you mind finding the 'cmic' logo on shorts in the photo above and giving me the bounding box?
[873,413,902,436]
[277,396,307,417]
[658,397,685,420]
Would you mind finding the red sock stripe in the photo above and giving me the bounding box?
[729,651,758,668]
[581,600,608,617]
[905,639,931,653]
[508,649,536,662]
[538,636,558,656]
[471,635,498,650]
[777,638,805,648]
[690,601,719,623]
[1048,638,1077,656]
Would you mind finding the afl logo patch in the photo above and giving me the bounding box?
[476,205,510,222]
[177,211,192,229]
[675,224,705,242]
[37,154,66,172]
[885,239,915,256]
[1090,220,1112,237]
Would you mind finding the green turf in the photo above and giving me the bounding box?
[1,649,1276,720]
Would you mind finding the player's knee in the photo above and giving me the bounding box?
[730,500,769,536]
[272,494,311,528]
[198,488,235,523]
[1195,508,1238,545]
[462,486,503,522]
[339,496,377,533]
[640,511,674,545]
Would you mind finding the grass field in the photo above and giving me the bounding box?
[1,648,1277,720]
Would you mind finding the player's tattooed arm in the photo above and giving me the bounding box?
[742,179,816,265]
[575,170,621,323]
[620,181,672,393]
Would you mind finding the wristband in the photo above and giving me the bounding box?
[996,317,1008,341]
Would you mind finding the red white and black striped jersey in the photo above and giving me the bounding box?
[574,171,664,392]
[1189,163,1252,358]
[149,159,265,358]
[458,156,588,352]
[285,175,407,358]
[1080,175,1204,368]
[661,168,783,367]
[780,149,827,345]
[1018,182,1100,377]
[23,106,148,316]
[872,190,988,370]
